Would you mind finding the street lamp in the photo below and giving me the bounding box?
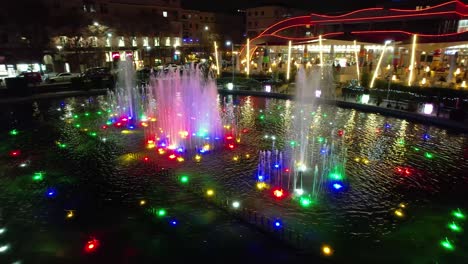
[226,41,234,84]
[204,26,209,31]
[93,21,99,26]
[385,40,395,102]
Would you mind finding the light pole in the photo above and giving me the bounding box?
[386,40,394,102]
[226,41,234,84]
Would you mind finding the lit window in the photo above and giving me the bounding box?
[143,37,149,46]
[154,37,160,46]
[163,11,168,17]
[173,37,180,47]
[165,37,171,46]
[118,37,125,47]
[106,37,111,47]
[132,37,137,47]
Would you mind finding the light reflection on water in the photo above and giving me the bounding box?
[1,94,467,257]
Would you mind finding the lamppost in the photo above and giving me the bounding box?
[226,40,234,84]
[386,40,395,102]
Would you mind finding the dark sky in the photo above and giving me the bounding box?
[181,0,462,13]
[182,0,387,12]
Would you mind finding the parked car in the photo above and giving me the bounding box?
[17,71,42,85]
[81,67,115,88]
[47,72,79,83]
[82,67,114,81]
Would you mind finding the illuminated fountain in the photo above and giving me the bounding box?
[145,64,223,152]
[256,66,345,201]
[107,58,144,126]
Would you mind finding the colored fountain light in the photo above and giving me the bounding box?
[66,210,74,219]
[272,188,286,199]
[300,197,312,208]
[294,189,304,196]
[452,209,465,219]
[9,129,18,136]
[422,133,430,140]
[85,239,100,253]
[0,227,5,235]
[206,189,214,196]
[46,188,57,198]
[337,129,344,137]
[9,150,21,157]
[170,219,178,226]
[274,220,282,228]
[394,209,404,218]
[0,244,10,253]
[448,221,462,232]
[321,245,333,256]
[32,172,44,181]
[332,183,343,190]
[424,152,434,159]
[146,65,222,151]
[440,237,455,251]
[256,182,267,190]
[157,209,167,217]
[180,175,189,184]
[194,155,202,162]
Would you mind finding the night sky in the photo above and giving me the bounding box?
[181,0,464,13]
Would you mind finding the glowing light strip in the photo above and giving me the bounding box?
[252,1,467,42]
[265,32,344,41]
[258,16,310,36]
[272,23,313,35]
[351,30,467,37]
[408,34,417,86]
[311,11,467,24]
[354,40,360,85]
[370,43,388,88]
[310,7,383,18]
[389,0,467,12]
[214,41,220,75]
[287,40,292,80]
[319,35,323,67]
[246,38,250,76]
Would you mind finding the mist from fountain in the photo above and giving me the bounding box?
[145,64,222,151]
[107,58,144,124]
[256,65,346,201]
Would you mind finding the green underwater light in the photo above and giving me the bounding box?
[440,237,455,251]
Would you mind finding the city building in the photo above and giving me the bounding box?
[180,9,244,62]
[242,0,468,87]
[245,5,308,38]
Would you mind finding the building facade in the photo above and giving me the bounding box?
[245,5,308,38]
[0,0,244,78]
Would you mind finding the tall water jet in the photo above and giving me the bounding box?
[146,64,222,151]
[107,58,143,123]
